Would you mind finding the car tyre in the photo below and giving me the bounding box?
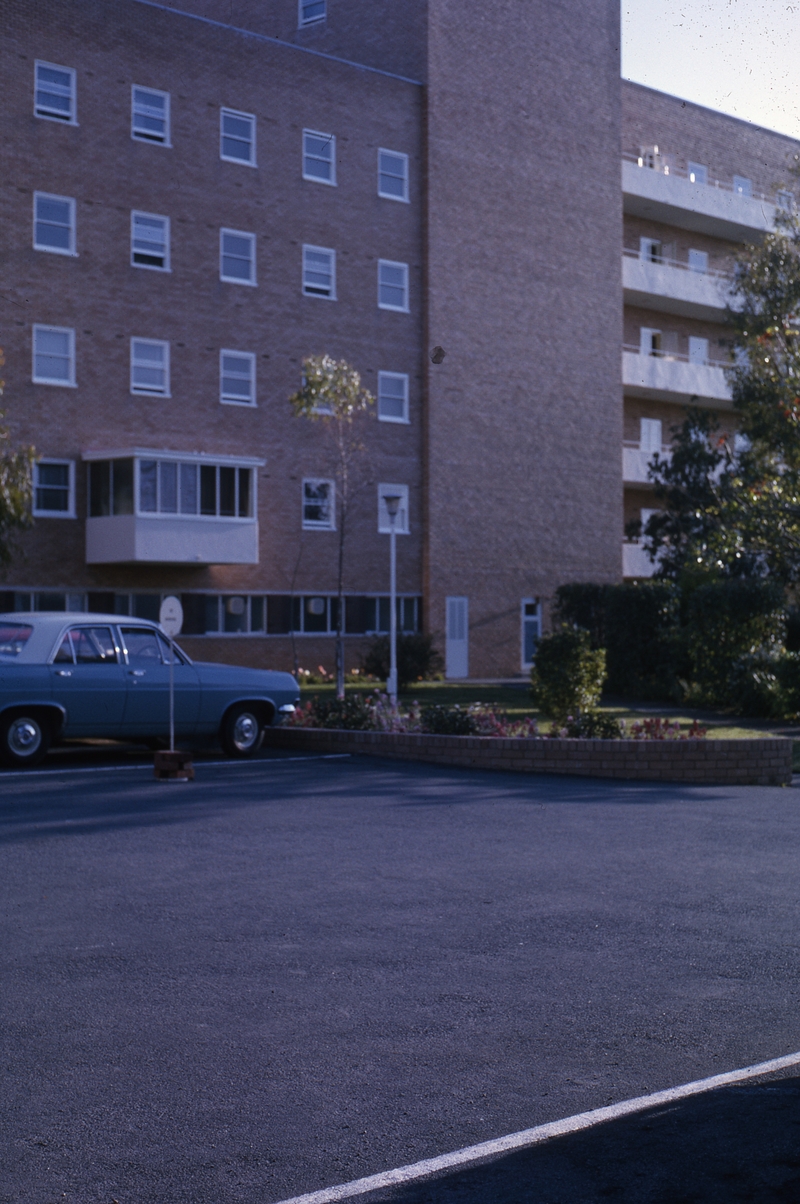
[0,712,51,768]
[220,705,264,758]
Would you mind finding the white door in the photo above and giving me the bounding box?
[445,596,469,679]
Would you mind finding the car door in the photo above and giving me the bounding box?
[48,625,128,736]
[119,625,200,737]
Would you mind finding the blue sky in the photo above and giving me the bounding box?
[622,0,800,139]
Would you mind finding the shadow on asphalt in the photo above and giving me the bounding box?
[361,1076,800,1203]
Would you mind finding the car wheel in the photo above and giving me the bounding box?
[0,713,51,768]
[220,705,264,758]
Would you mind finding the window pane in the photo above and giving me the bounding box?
[303,596,329,632]
[35,195,72,250]
[159,461,178,513]
[36,64,74,120]
[121,627,164,663]
[139,460,157,512]
[223,595,248,633]
[219,466,236,516]
[34,328,72,381]
[303,247,334,296]
[300,0,326,22]
[221,352,254,402]
[303,480,333,527]
[221,231,254,282]
[221,110,254,163]
[133,87,167,142]
[132,213,167,267]
[35,462,70,512]
[303,131,334,182]
[112,459,134,516]
[379,262,407,309]
[238,468,251,517]
[70,626,118,664]
[180,462,198,514]
[200,465,217,515]
[250,596,265,631]
[378,150,407,199]
[378,373,407,420]
[89,461,111,517]
[131,340,167,393]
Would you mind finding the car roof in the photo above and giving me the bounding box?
[0,612,168,664]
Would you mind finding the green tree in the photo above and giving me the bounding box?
[0,351,35,570]
[289,354,374,698]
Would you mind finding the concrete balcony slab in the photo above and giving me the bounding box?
[622,350,732,408]
[622,158,777,242]
[623,254,736,321]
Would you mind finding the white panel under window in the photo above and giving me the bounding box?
[220,351,256,405]
[688,248,708,274]
[640,417,662,452]
[130,338,170,396]
[378,260,409,312]
[302,479,335,529]
[32,325,75,386]
[131,211,170,270]
[33,193,76,255]
[33,460,75,517]
[35,61,76,123]
[132,86,170,144]
[220,108,256,165]
[688,336,708,366]
[302,129,336,184]
[733,175,752,197]
[377,371,409,423]
[302,245,336,298]
[299,0,326,25]
[687,161,707,185]
[220,228,256,285]
[378,149,409,201]
[377,484,409,533]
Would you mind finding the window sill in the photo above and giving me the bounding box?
[220,275,257,287]
[378,414,410,425]
[35,113,78,126]
[302,290,336,300]
[221,398,257,407]
[130,390,171,398]
[131,135,172,148]
[378,304,410,314]
[131,261,171,273]
[33,246,78,257]
[302,173,337,186]
[32,510,76,519]
[221,155,258,168]
[377,192,410,203]
[32,377,77,387]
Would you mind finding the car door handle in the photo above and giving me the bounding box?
[129,670,146,677]
[55,669,72,677]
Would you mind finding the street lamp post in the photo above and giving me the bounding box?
[383,493,402,705]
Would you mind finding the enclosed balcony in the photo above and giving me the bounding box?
[83,449,263,565]
[622,153,781,242]
[622,342,732,408]
[622,248,735,321]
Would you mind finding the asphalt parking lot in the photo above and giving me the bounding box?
[3,751,800,1203]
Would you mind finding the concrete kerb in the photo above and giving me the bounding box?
[262,728,792,786]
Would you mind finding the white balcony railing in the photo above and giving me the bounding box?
[622,443,670,485]
[622,542,657,578]
[622,249,736,320]
[622,154,780,242]
[622,346,732,407]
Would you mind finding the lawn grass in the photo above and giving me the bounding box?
[299,679,779,740]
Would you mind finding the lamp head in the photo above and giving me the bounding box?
[383,493,402,519]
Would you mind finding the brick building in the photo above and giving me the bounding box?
[1,0,797,677]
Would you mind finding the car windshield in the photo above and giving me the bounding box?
[0,623,34,658]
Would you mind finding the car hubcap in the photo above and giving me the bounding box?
[9,719,42,757]
[233,713,258,751]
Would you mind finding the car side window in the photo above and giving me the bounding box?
[120,627,164,663]
[55,627,118,664]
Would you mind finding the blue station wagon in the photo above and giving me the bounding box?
[0,613,300,767]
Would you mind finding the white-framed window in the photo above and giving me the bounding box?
[131,85,170,145]
[377,484,409,533]
[302,245,336,298]
[131,211,170,270]
[130,338,170,396]
[639,326,661,357]
[220,228,256,285]
[378,149,409,202]
[521,598,541,670]
[640,417,662,452]
[639,237,661,264]
[302,129,336,185]
[688,248,708,274]
[377,371,409,423]
[689,336,709,366]
[33,192,76,255]
[378,260,409,312]
[299,0,326,26]
[220,350,256,405]
[302,479,335,529]
[34,61,76,123]
[220,108,256,166]
[32,325,75,386]
[733,175,753,197]
[33,459,75,517]
[687,161,707,185]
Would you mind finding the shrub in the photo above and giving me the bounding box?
[604,582,683,700]
[553,583,608,649]
[530,629,606,722]
[419,705,477,735]
[726,653,786,718]
[686,579,786,706]
[362,632,444,690]
[288,693,373,730]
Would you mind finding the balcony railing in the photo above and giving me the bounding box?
[622,245,733,281]
[622,541,657,579]
[622,151,779,205]
[622,442,670,485]
[622,346,732,407]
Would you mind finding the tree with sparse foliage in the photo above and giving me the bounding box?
[640,198,800,585]
[0,351,35,570]
[289,354,374,698]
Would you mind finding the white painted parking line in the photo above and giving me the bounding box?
[0,753,351,781]
[272,1049,800,1204]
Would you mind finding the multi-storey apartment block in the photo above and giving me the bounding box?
[2,2,798,677]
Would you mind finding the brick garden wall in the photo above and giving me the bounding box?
[262,727,793,786]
